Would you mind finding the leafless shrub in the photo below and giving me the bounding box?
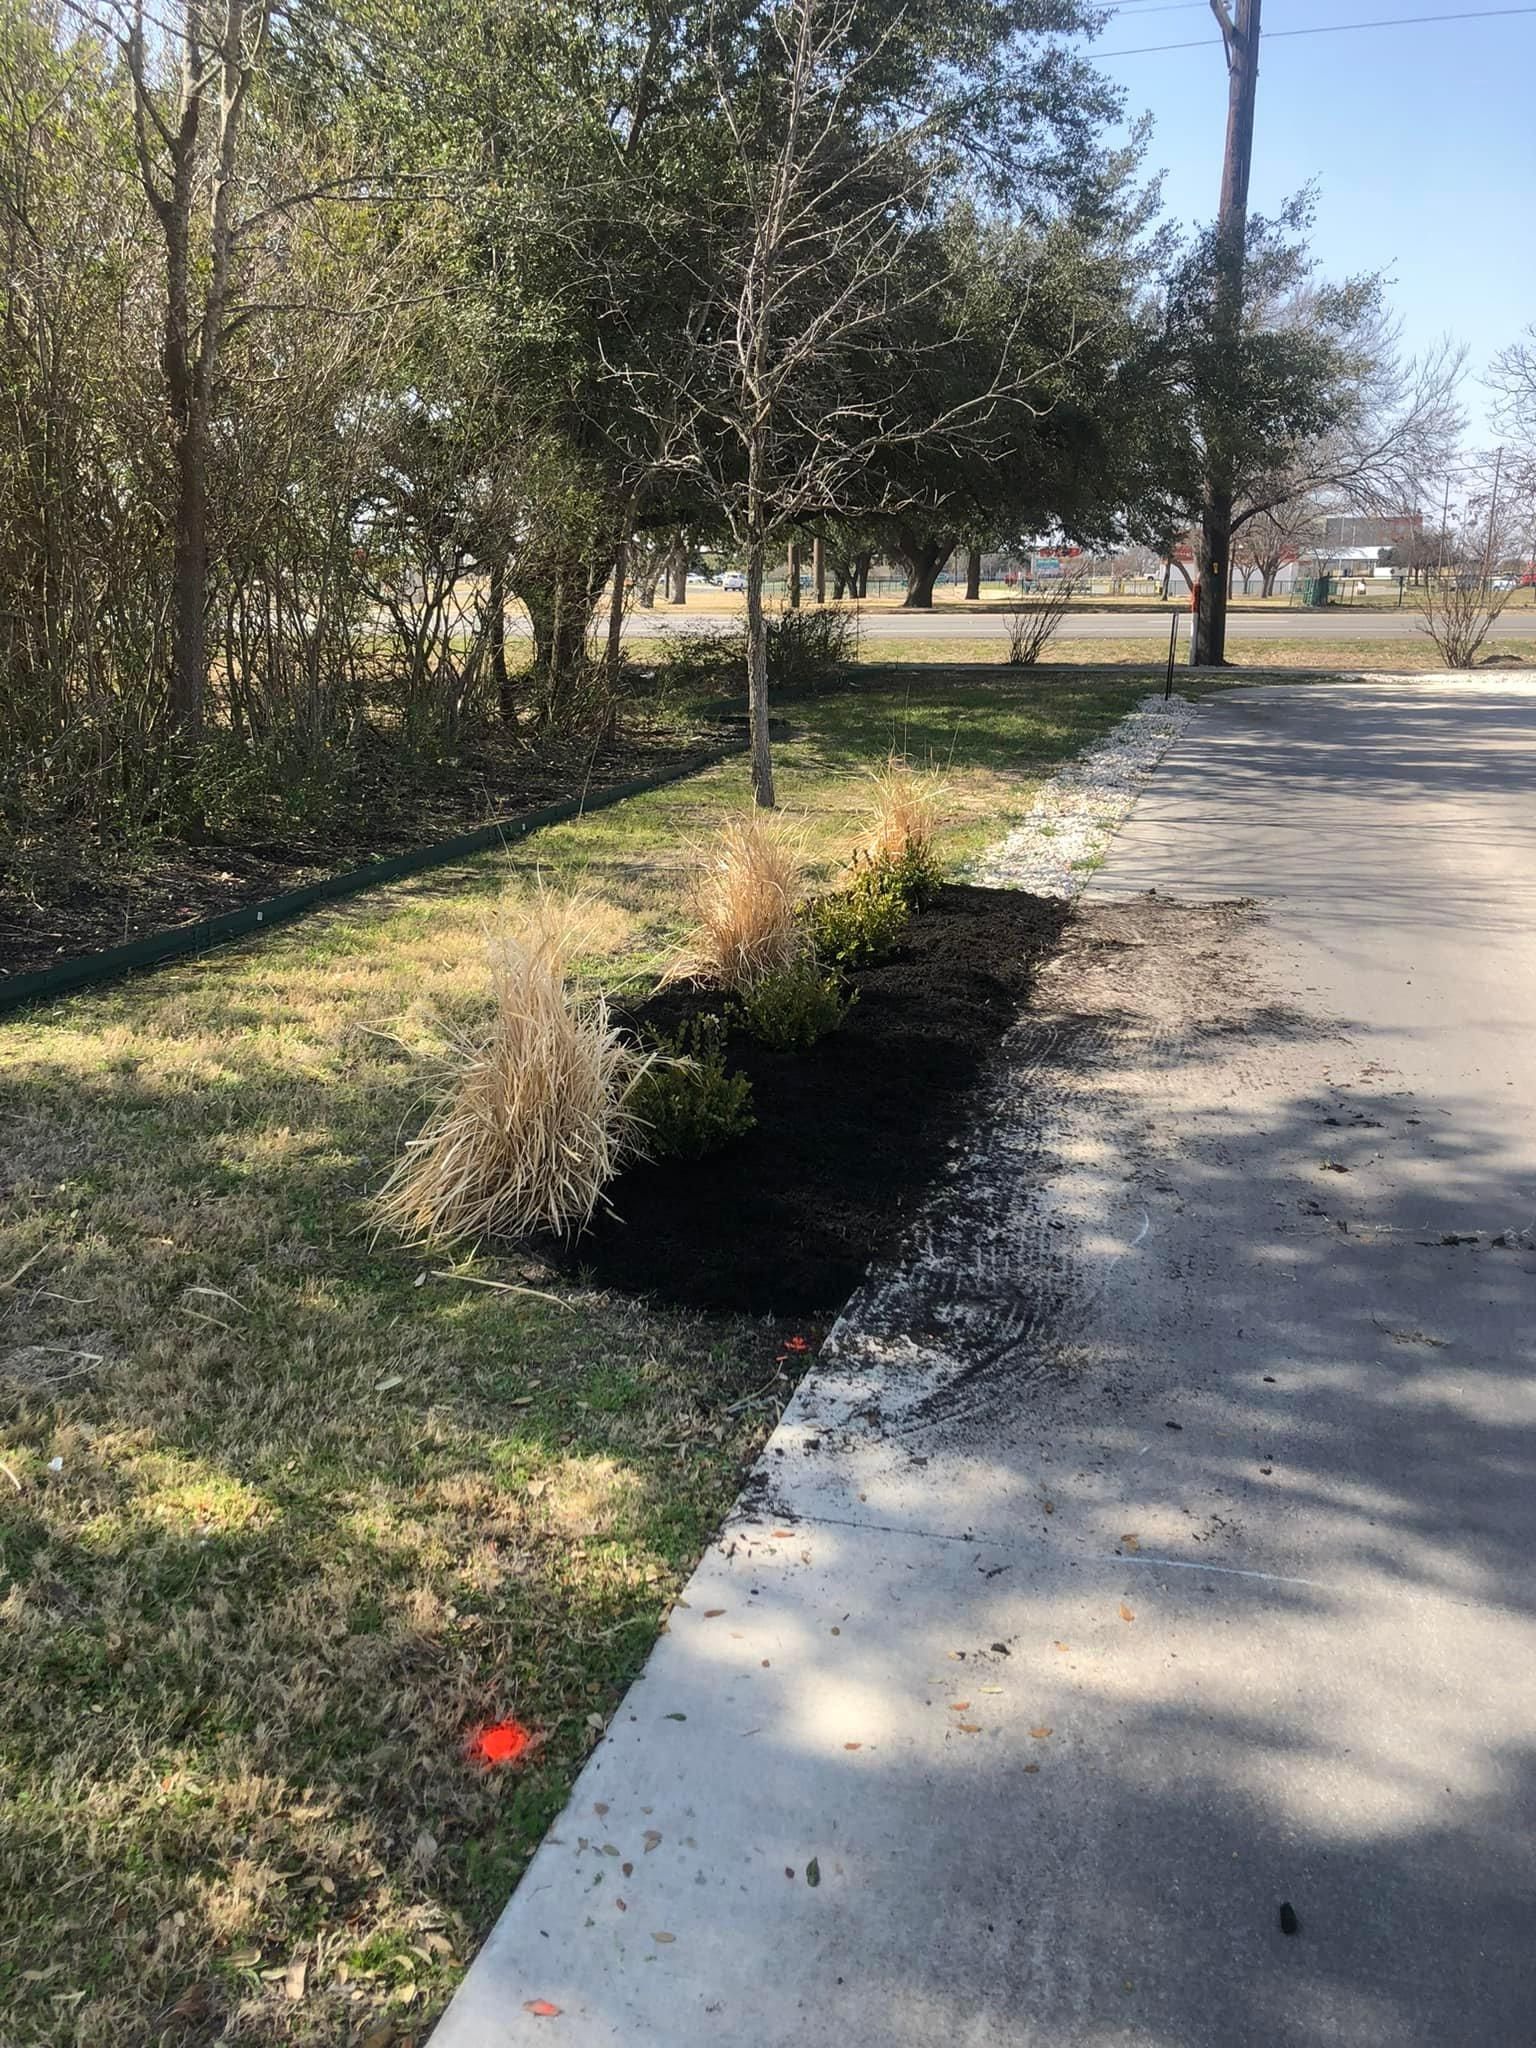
[1416,574,1518,668]
[1002,575,1083,665]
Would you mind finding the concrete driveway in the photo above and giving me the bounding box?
[434,679,1536,2046]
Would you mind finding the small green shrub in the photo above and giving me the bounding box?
[627,1015,755,1159]
[875,837,944,911]
[800,863,909,969]
[736,957,851,1051]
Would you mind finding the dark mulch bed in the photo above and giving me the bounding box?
[543,885,1070,1316]
[0,722,732,983]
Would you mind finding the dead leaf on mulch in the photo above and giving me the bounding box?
[1119,1603,1136,1623]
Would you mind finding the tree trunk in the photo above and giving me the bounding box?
[964,545,982,601]
[161,127,205,742]
[812,537,826,604]
[744,440,775,807]
[895,533,955,610]
[1260,560,1280,598]
[489,555,514,723]
[786,540,801,610]
[832,564,849,599]
[1193,491,1232,666]
[169,407,208,739]
[605,537,627,671]
[854,552,871,599]
[668,531,688,604]
[517,552,600,716]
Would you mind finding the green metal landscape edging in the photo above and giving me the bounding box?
[0,744,745,1021]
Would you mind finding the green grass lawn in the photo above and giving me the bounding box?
[0,667,1212,2046]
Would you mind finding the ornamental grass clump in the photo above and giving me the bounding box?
[868,752,943,865]
[866,753,946,906]
[374,899,651,1245]
[678,811,805,991]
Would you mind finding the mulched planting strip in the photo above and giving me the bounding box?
[539,884,1069,1316]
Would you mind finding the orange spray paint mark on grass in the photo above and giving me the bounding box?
[470,1718,537,1767]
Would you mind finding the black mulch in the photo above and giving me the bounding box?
[543,885,1070,1316]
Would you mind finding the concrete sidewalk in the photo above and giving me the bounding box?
[434,679,1536,2047]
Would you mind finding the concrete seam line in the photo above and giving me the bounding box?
[0,743,746,1021]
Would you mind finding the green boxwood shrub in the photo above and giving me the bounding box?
[800,862,909,969]
[873,839,944,911]
[628,1015,755,1159]
[737,957,851,1051]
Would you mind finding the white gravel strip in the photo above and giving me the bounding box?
[976,691,1200,897]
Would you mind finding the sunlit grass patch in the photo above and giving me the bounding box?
[1,665,1207,2043]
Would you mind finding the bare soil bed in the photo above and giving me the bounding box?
[542,885,1070,1315]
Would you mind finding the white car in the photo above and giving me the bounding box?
[721,570,747,592]
[685,571,719,589]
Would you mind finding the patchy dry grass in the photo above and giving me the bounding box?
[0,668,1219,2045]
[859,634,1535,674]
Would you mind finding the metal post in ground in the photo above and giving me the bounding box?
[1165,609,1180,699]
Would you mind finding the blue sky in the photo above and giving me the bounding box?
[1083,1,1536,443]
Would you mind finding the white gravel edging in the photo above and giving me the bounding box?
[976,691,1200,897]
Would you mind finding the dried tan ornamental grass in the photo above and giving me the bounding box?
[867,753,945,863]
[373,899,651,1246]
[676,811,806,991]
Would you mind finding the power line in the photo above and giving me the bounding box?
[1097,4,1536,57]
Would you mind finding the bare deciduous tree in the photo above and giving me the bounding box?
[1233,494,1320,596]
[116,0,272,738]
[627,0,1075,804]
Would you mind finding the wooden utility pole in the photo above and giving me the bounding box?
[1480,446,1505,586]
[1193,0,1262,668]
